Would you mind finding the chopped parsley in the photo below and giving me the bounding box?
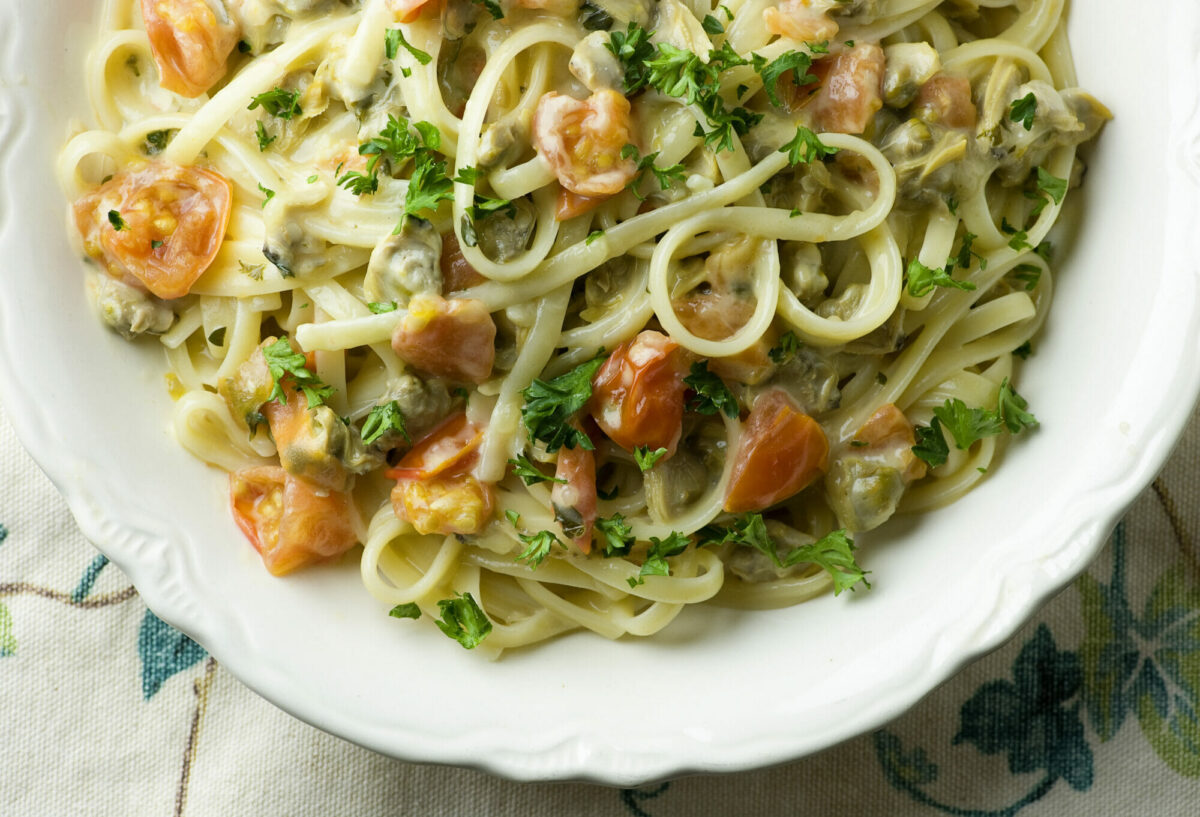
[257,183,275,208]
[628,531,692,587]
[255,121,276,152]
[595,513,634,557]
[516,529,565,569]
[143,129,174,155]
[634,446,668,472]
[701,14,725,34]
[1012,263,1041,291]
[683,361,739,418]
[997,377,1039,433]
[520,353,608,452]
[1009,92,1037,130]
[699,515,869,595]
[779,125,838,165]
[756,51,816,108]
[385,28,432,64]
[388,603,421,620]
[622,144,687,200]
[586,230,605,245]
[248,87,302,120]
[261,336,335,408]
[107,210,128,231]
[361,401,411,445]
[605,22,656,94]
[1013,340,1033,360]
[912,417,949,468]
[508,453,566,486]
[434,593,492,649]
[911,379,1038,466]
[768,330,802,365]
[1026,167,1068,219]
[905,258,976,298]
[368,301,398,314]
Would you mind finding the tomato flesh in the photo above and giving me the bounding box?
[551,441,598,552]
[141,0,240,97]
[73,162,232,300]
[724,390,830,513]
[391,294,497,384]
[589,331,692,456]
[230,466,358,576]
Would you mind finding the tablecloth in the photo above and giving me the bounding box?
[2,396,1199,817]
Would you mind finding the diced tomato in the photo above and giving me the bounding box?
[261,380,351,492]
[391,294,497,383]
[73,162,232,300]
[551,440,597,553]
[230,466,358,576]
[763,0,840,43]
[556,188,609,221]
[387,0,437,22]
[914,74,977,130]
[386,412,483,481]
[854,403,927,482]
[589,331,693,456]
[808,43,886,135]
[141,0,240,97]
[391,472,494,535]
[386,412,493,534]
[724,390,829,512]
[441,232,487,293]
[533,90,638,197]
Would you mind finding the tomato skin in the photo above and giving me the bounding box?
[589,331,693,456]
[533,90,638,198]
[141,0,240,97]
[387,0,435,22]
[724,390,830,513]
[386,412,494,535]
[73,162,232,300]
[555,188,608,222]
[386,412,483,481]
[230,466,358,576]
[551,441,597,553]
[763,0,840,43]
[391,294,497,384]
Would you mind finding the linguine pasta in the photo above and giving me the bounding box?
[60,0,1107,656]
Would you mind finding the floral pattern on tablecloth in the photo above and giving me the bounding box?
[3,400,1200,816]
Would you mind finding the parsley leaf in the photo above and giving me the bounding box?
[1036,167,1068,205]
[261,336,334,408]
[1012,263,1041,291]
[952,231,987,271]
[906,258,977,297]
[1013,341,1033,360]
[107,210,128,231]
[257,183,275,208]
[595,514,635,556]
[629,531,691,587]
[1009,92,1036,130]
[684,361,739,417]
[912,416,949,468]
[634,446,668,471]
[520,354,608,452]
[516,529,565,569]
[768,331,803,365]
[248,87,302,120]
[367,301,398,314]
[780,529,869,595]
[508,454,566,485]
[388,603,421,620]
[606,22,656,94]
[143,129,174,155]
[385,28,432,64]
[586,230,605,245]
[254,120,277,151]
[361,401,411,445]
[701,14,724,34]
[997,377,1038,433]
[933,398,1004,450]
[402,150,455,223]
[779,125,838,165]
[757,51,815,108]
[434,593,492,649]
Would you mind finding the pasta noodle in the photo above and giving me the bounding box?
[60,0,1107,656]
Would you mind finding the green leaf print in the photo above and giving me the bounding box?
[0,601,15,657]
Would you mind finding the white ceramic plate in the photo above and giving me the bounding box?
[3,0,1199,785]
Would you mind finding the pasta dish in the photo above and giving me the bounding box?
[59,0,1107,655]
